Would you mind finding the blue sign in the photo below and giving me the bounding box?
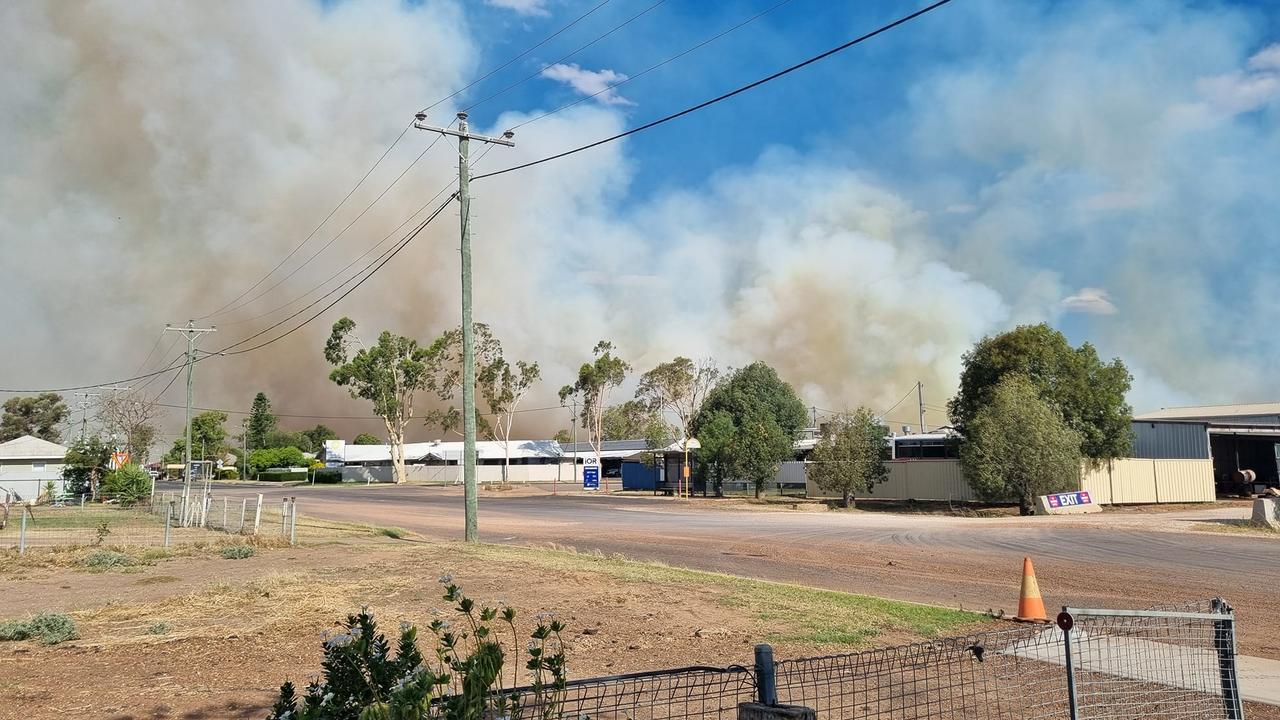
[1046,491,1092,508]
[583,466,599,490]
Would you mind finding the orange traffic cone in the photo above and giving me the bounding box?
[1014,556,1049,623]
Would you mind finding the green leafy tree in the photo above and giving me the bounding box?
[102,463,152,506]
[691,362,807,498]
[636,357,719,444]
[423,323,540,483]
[247,447,309,477]
[808,407,890,508]
[264,429,314,453]
[948,323,1132,463]
[559,341,630,492]
[1,393,70,442]
[301,424,338,452]
[325,317,430,485]
[164,410,229,464]
[247,392,276,449]
[62,435,112,497]
[601,400,673,450]
[552,429,572,444]
[960,373,1083,515]
[353,432,382,445]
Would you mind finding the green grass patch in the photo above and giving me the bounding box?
[375,526,407,540]
[453,542,981,649]
[81,550,137,570]
[220,545,256,560]
[0,612,78,645]
[147,621,172,635]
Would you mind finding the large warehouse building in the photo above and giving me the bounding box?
[1133,402,1280,492]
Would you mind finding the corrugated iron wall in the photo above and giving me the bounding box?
[1130,421,1211,459]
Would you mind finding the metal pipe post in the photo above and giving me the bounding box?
[1060,614,1079,720]
[18,508,27,555]
[163,503,172,548]
[754,644,777,706]
[289,499,298,545]
[239,497,247,533]
[1212,599,1245,719]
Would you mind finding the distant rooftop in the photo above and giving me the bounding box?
[1134,402,1280,423]
[0,435,68,459]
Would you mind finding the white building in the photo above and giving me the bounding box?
[0,435,69,501]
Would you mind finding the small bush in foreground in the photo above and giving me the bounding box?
[221,545,256,560]
[267,579,567,720]
[82,550,135,570]
[375,526,406,539]
[0,612,78,645]
[147,621,171,635]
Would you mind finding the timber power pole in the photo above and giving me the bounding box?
[917,381,925,435]
[165,321,216,524]
[413,111,514,543]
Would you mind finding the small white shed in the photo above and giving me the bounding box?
[0,435,69,501]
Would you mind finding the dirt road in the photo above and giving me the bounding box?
[177,482,1280,660]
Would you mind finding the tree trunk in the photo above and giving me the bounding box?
[754,481,762,499]
[842,488,851,509]
[503,438,510,485]
[389,426,406,485]
[1019,494,1033,516]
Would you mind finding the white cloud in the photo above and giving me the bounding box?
[1196,72,1280,115]
[1060,288,1118,316]
[539,63,634,106]
[944,203,976,214]
[1247,42,1280,71]
[485,0,549,17]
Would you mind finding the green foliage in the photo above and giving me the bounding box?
[313,468,343,484]
[164,411,229,463]
[809,407,890,508]
[376,527,406,539]
[217,467,240,480]
[552,429,571,444]
[559,341,629,489]
[600,400,673,448]
[147,621,172,635]
[266,581,568,720]
[0,612,78,645]
[82,550,135,570]
[302,424,339,451]
[248,446,309,476]
[959,373,1083,515]
[948,323,1132,462]
[0,393,69,443]
[692,363,807,497]
[353,433,382,445]
[220,545,256,560]
[102,463,152,505]
[636,357,720,442]
[248,392,277,449]
[61,435,111,497]
[325,317,431,484]
[265,429,316,453]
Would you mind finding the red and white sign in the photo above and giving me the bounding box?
[1037,490,1101,514]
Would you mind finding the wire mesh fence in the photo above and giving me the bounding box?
[769,599,1243,720]
[506,665,758,720]
[0,490,298,552]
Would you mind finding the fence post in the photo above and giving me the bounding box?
[253,493,263,535]
[222,497,228,531]
[80,494,85,508]
[755,643,777,706]
[164,503,172,548]
[18,507,26,555]
[1211,599,1245,719]
[239,498,248,534]
[1058,612,1080,720]
[289,499,298,545]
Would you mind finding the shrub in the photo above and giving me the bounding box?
[267,580,568,720]
[313,468,343,484]
[147,621,171,635]
[220,545,256,560]
[102,463,152,506]
[82,550,135,570]
[258,468,308,483]
[217,467,239,480]
[0,612,78,645]
[248,446,308,476]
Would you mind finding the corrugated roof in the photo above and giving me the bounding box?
[335,440,561,464]
[1134,402,1280,422]
[0,435,68,459]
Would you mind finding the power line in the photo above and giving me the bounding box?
[198,122,416,320]
[206,134,445,320]
[508,0,797,132]
[475,0,953,181]
[418,0,617,117]
[461,0,669,116]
